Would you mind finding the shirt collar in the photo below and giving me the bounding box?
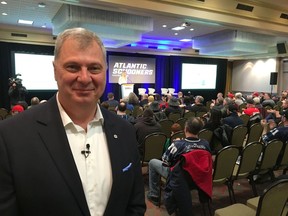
[56,92,104,127]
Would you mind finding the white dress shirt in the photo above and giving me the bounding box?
[57,94,112,216]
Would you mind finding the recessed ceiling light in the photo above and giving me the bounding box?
[1,1,7,5]
[2,12,7,15]
[171,26,185,31]
[162,24,167,28]
[18,19,33,25]
[190,28,194,31]
[38,2,46,8]
[180,39,192,42]
[174,33,178,35]
[41,24,47,28]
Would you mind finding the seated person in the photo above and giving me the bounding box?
[222,103,244,128]
[149,101,167,122]
[163,123,183,152]
[146,117,211,213]
[164,97,183,117]
[134,108,162,158]
[116,101,135,124]
[190,95,208,114]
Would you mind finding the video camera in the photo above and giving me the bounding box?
[8,74,23,87]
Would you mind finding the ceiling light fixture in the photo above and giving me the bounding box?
[2,12,7,15]
[38,2,46,8]
[1,1,7,5]
[18,19,33,25]
[180,39,192,42]
[172,26,185,31]
[162,24,167,28]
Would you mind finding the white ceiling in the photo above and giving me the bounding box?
[0,0,288,59]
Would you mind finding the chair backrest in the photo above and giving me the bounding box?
[257,139,283,175]
[159,119,174,137]
[138,88,146,96]
[233,141,263,179]
[161,88,168,95]
[142,132,167,163]
[148,88,155,94]
[239,113,250,127]
[231,125,247,148]
[175,117,187,129]
[277,141,288,171]
[0,108,8,119]
[256,179,288,216]
[195,111,207,117]
[184,111,196,118]
[213,146,240,184]
[170,131,185,145]
[246,123,263,145]
[168,112,181,122]
[168,88,175,94]
[198,129,213,144]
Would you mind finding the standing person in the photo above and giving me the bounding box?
[0,28,146,216]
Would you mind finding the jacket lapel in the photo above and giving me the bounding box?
[35,96,90,216]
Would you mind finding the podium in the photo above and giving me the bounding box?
[121,83,134,98]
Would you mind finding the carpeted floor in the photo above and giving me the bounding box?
[144,171,283,216]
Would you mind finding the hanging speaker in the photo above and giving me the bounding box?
[270,72,278,85]
[277,43,287,54]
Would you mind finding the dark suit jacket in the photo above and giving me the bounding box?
[0,96,146,216]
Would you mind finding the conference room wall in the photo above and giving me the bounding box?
[0,42,228,110]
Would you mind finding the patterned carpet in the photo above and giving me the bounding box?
[144,171,282,216]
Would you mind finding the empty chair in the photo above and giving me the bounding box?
[168,112,181,123]
[248,139,283,196]
[246,123,263,145]
[138,88,146,96]
[159,119,174,137]
[231,142,263,199]
[168,88,176,95]
[239,114,250,127]
[275,141,288,175]
[183,111,196,118]
[198,129,213,145]
[214,179,288,216]
[148,88,155,95]
[161,88,169,95]
[230,125,247,148]
[213,145,240,204]
[141,132,167,166]
[175,117,187,129]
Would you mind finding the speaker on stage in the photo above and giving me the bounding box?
[270,72,278,85]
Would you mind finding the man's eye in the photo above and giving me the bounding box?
[66,65,79,72]
[89,66,102,74]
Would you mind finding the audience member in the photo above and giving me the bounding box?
[134,108,162,158]
[164,97,182,117]
[11,104,24,115]
[139,94,149,108]
[243,98,260,116]
[163,122,183,151]
[150,101,167,121]
[104,92,119,108]
[0,27,146,215]
[28,96,40,109]
[222,103,244,128]
[262,92,276,108]
[190,95,208,114]
[146,117,211,214]
[234,92,244,106]
[116,101,135,124]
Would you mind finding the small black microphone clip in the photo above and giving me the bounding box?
[81,144,91,158]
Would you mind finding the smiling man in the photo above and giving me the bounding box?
[0,28,146,216]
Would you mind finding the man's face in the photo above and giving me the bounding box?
[53,38,106,108]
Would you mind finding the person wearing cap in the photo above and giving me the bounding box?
[164,97,183,117]
[149,101,167,121]
[262,109,288,144]
[222,103,244,128]
[11,104,24,115]
[243,98,260,116]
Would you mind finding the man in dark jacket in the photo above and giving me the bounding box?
[222,103,244,128]
[134,108,162,158]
